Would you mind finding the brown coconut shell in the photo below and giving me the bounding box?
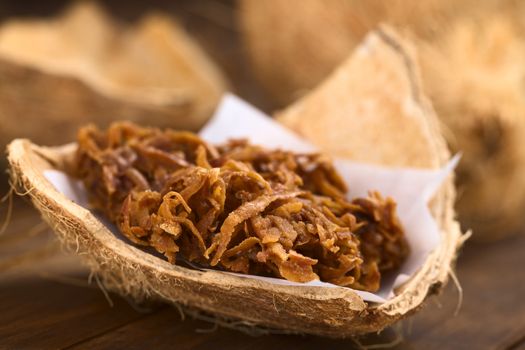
[6,28,464,337]
[239,0,474,106]
[239,0,525,240]
[0,2,227,154]
[417,11,525,240]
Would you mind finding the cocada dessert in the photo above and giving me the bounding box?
[6,29,463,336]
[75,122,409,292]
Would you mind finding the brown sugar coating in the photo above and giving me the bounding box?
[75,122,409,292]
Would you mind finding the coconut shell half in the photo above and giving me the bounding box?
[6,28,464,337]
[0,2,227,153]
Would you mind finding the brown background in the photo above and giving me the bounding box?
[1,1,524,349]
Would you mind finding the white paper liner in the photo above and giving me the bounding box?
[43,94,458,303]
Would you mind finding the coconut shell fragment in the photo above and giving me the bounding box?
[6,28,464,337]
[0,2,227,154]
[240,0,525,239]
[276,27,445,170]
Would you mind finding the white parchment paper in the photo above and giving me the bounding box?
[44,94,458,303]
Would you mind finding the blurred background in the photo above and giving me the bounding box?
[0,1,524,349]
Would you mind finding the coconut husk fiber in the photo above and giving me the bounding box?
[418,10,525,240]
[0,1,227,157]
[239,0,476,106]
[239,0,525,240]
[6,27,465,337]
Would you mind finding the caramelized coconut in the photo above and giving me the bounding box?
[75,122,408,292]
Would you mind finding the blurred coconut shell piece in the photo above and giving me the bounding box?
[0,2,227,152]
[239,0,525,240]
[7,27,465,337]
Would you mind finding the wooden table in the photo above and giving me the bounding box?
[1,1,525,349]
